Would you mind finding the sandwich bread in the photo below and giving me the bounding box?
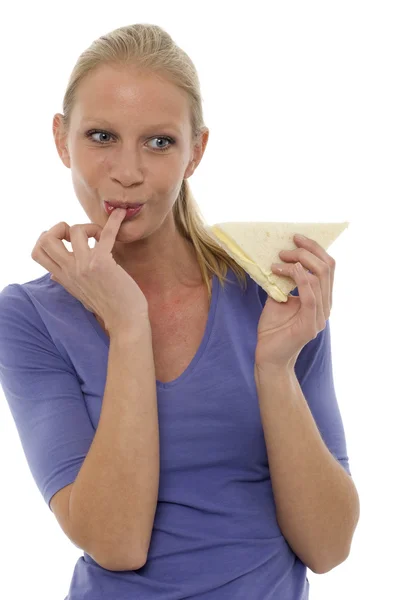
[206,221,350,302]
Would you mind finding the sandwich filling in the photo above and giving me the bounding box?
[210,225,287,302]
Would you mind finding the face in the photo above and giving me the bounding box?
[53,64,209,247]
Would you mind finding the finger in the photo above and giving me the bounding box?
[32,222,98,278]
[31,244,66,281]
[69,224,99,272]
[68,210,124,271]
[285,259,327,326]
[32,222,73,271]
[291,262,318,337]
[273,249,332,319]
[32,209,126,277]
[293,236,335,309]
[96,208,127,255]
[44,221,101,244]
[293,234,334,268]
[308,272,327,328]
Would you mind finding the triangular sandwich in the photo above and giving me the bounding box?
[206,221,350,302]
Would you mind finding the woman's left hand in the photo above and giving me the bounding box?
[254,234,336,373]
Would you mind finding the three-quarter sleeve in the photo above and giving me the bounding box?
[0,284,96,509]
[295,317,352,476]
[258,282,352,477]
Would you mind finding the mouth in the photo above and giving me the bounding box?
[105,200,144,209]
[104,200,144,220]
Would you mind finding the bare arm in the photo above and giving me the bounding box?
[68,320,160,571]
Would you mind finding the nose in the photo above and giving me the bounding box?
[110,146,144,186]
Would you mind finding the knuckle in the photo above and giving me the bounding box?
[304,329,318,343]
[322,262,331,274]
[77,260,89,275]
[83,259,98,275]
[89,260,103,276]
[31,241,43,257]
[308,290,317,303]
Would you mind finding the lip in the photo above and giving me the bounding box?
[105,200,144,208]
[104,200,144,220]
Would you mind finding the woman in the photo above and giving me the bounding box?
[0,23,359,599]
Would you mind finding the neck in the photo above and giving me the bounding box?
[112,219,204,301]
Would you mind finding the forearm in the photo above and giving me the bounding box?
[255,366,360,574]
[69,322,160,571]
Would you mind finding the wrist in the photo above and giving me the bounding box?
[254,362,295,385]
[108,316,152,341]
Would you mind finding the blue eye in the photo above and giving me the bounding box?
[85,130,175,152]
[148,136,175,152]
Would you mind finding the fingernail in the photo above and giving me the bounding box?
[295,234,307,240]
[272,264,283,272]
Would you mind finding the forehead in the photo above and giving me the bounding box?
[73,65,189,133]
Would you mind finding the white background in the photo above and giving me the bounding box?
[0,1,398,598]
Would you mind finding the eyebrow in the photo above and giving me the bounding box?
[81,118,181,133]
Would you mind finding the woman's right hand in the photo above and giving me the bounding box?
[31,207,150,335]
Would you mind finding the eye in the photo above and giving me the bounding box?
[148,136,175,152]
[86,130,113,144]
[85,130,175,152]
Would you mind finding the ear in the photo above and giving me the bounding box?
[184,128,210,179]
[53,113,71,169]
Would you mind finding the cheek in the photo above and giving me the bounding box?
[70,155,100,199]
[71,163,91,189]
[153,163,183,192]
[78,152,105,185]
[70,171,92,202]
[71,144,94,174]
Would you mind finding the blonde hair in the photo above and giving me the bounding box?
[61,23,248,303]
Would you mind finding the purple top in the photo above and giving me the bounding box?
[0,268,351,599]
